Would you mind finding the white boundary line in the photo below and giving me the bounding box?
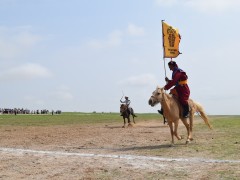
[0,147,240,164]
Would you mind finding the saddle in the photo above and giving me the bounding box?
[170,88,178,97]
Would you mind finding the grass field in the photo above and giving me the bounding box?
[0,113,239,159]
[0,112,239,127]
[0,113,239,179]
[0,112,161,126]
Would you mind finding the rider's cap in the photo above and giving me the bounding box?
[168,61,177,67]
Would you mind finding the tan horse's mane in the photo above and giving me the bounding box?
[161,90,180,120]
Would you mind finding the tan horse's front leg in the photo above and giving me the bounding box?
[173,119,182,140]
[168,122,175,145]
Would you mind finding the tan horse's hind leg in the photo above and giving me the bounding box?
[188,110,194,141]
[181,117,191,144]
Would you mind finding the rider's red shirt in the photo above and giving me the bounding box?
[164,69,190,105]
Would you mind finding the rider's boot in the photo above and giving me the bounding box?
[158,108,163,115]
[130,108,137,117]
[131,111,137,117]
[183,104,189,118]
[158,108,166,124]
[163,116,168,124]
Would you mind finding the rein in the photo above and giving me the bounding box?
[161,91,170,113]
[158,89,165,104]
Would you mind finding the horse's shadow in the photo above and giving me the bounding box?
[104,125,167,129]
[115,144,170,151]
[114,143,190,152]
[75,144,173,152]
[74,142,194,153]
[104,125,123,129]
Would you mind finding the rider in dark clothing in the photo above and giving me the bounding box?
[159,61,190,118]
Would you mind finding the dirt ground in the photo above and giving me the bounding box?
[0,119,239,180]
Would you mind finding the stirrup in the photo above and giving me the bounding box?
[183,113,189,118]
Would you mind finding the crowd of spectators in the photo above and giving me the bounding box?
[0,108,61,115]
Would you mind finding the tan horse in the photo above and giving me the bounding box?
[148,86,212,145]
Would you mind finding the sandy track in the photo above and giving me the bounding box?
[0,120,239,179]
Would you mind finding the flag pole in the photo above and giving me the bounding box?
[161,20,167,78]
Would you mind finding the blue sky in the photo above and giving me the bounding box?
[0,0,239,114]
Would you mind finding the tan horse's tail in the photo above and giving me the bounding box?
[194,102,213,129]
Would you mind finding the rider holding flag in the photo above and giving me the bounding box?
[164,61,190,118]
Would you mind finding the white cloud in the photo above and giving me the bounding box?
[0,0,17,6]
[51,86,74,101]
[0,63,52,81]
[0,26,42,59]
[54,91,73,100]
[24,95,45,106]
[185,0,240,13]
[15,31,42,47]
[127,23,145,36]
[87,23,145,49]
[155,0,240,13]
[23,86,74,109]
[155,0,178,7]
[118,73,158,87]
[87,30,123,49]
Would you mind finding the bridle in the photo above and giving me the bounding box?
[152,88,164,104]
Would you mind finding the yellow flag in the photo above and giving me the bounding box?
[162,21,181,58]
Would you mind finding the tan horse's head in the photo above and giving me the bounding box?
[148,86,164,107]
